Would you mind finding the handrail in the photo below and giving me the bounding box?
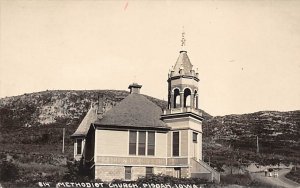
[196,159,219,175]
[87,156,94,163]
[191,158,220,183]
[164,107,202,116]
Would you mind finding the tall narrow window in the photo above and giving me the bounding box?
[129,131,137,155]
[193,132,198,143]
[147,132,155,156]
[173,132,179,156]
[125,166,132,180]
[146,167,153,177]
[77,139,82,155]
[138,131,146,155]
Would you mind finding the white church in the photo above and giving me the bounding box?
[71,45,220,182]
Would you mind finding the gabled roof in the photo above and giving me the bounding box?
[172,51,193,76]
[71,106,98,137]
[94,93,169,130]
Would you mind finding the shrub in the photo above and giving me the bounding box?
[136,174,210,186]
[286,166,300,184]
[0,160,20,181]
[62,159,92,181]
[108,175,213,188]
[221,173,252,185]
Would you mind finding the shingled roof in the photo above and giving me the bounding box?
[94,93,169,130]
[71,106,98,137]
[173,51,193,76]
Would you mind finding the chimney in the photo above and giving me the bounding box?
[128,83,142,94]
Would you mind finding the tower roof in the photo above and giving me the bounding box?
[172,51,193,76]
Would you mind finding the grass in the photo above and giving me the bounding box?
[221,173,252,185]
[285,166,300,184]
[0,142,71,187]
[220,173,282,188]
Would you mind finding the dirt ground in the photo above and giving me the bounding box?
[250,168,300,188]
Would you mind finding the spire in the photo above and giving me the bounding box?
[181,26,186,51]
[172,51,193,76]
[168,28,199,78]
[181,26,186,47]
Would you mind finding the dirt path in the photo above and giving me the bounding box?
[250,169,300,188]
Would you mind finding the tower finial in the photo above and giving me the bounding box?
[181,26,186,47]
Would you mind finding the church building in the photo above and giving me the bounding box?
[71,48,220,182]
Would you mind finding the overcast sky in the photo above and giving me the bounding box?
[0,0,300,116]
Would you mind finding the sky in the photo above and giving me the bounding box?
[0,0,300,116]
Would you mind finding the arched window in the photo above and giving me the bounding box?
[184,88,191,107]
[173,89,180,108]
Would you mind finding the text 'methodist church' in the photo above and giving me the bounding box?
[71,41,220,182]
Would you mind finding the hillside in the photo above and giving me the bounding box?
[0,90,210,154]
[0,90,177,185]
[203,111,300,170]
[0,90,299,159]
[0,90,299,184]
[0,90,211,128]
[205,111,300,152]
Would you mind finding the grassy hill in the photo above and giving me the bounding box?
[203,111,300,171]
[0,90,210,163]
[0,90,299,185]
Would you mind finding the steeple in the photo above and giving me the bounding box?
[169,28,198,78]
[166,31,200,111]
[161,31,204,166]
[171,51,195,76]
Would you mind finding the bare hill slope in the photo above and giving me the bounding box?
[0,90,299,167]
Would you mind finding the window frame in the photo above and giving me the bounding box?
[193,132,198,143]
[125,166,132,180]
[128,130,156,156]
[147,132,155,156]
[129,131,137,155]
[146,167,153,177]
[172,132,180,156]
[76,138,82,155]
[138,131,146,155]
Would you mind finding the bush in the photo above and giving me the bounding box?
[221,173,252,185]
[0,160,20,181]
[62,159,92,181]
[108,175,213,188]
[221,173,279,187]
[135,174,210,186]
[286,166,300,184]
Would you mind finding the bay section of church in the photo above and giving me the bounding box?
[71,50,220,182]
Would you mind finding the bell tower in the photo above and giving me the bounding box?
[161,31,204,178]
[167,50,200,110]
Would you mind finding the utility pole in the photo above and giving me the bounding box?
[256,135,259,154]
[62,128,65,154]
